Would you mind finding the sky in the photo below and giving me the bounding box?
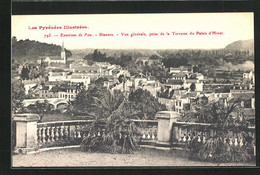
[12,13,254,50]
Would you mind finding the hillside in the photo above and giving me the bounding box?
[224,39,254,53]
[12,37,69,63]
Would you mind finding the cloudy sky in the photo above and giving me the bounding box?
[12,13,253,50]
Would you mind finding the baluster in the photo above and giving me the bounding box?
[60,126,64,141]
[46,127,50,143]
[50,126,55,142]
[74,126,78,138]
[188,134,191,142]
[234,137,238,146]
[77,128,81,138]
[63,125,69,140]
[55,126,60,141]
[147,132,151,140]
[42,127,46,143]
[152,133,155,140]
[197,135,201,142]
[142,130,146,139]
[239,137,243,147]
[229,137,233,145]
[37,127,42,144]
[202,135,206,143]
[183,134,187,142]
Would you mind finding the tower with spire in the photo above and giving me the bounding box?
[61,41,66,63]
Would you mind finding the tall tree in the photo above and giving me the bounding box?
[12,79,25,114]
[190,83,196,91]
[128,89,166,119]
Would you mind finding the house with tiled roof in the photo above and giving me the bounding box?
[172,73,186,80]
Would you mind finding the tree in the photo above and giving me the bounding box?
[128,89,166,120]
[80,90,141,153]
[118,74,125,83]
[184,101,253,162]
[150,54,160,60]
[65,49,72,58]
[190,83,196,91]
[12,79,25,114]
[29,100,51,121]
[73,80,107,116]
[21,66,30,80]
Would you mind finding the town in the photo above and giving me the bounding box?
[12,40,255,126]
[11,38,255,165]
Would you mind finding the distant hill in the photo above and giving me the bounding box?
[224,39,254,53]
[12,37,68,63]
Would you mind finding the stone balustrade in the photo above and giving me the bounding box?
[37,120,93,147]
[171,122,256,155]
[133,120,158,144]
[13,113,255,156]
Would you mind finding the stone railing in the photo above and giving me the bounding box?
[13,114,160,153]
[13,112,255,156]
[36,119,159,148]
[171,122,256,155]
[37,120,93,148]
[133,120,158,144]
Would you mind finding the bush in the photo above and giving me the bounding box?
[79,90,142,154]
[80,120,141,154]
[186,131,254,163]
[182,101,255,163]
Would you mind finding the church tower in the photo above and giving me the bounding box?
[61,41,66,63]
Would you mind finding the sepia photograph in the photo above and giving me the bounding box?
[11,13,255,167]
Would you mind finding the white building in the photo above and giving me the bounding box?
[37,42,66,65]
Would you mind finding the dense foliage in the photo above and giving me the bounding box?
[11,79,25,114]
[12,37,72,62]
[182,101,254,162]
[128,89,166,120]
[84,49,133,68]
[80,90,141,153]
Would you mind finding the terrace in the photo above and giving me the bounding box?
[12,112,256,167]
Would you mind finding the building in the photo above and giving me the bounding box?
[172,73,186,80]
[183,79,203,92]
[37,42,66,65]
[243,70,254,83]
[23,80,37,95]
[57,84,78,101]
[169,66,189,75]
[164,79,183,90]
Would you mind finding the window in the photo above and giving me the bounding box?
[179,102,181,106]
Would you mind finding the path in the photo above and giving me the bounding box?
[12,148,255,167]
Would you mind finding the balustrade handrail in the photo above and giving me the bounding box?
[38,119,158,126]
[37,120,94,126]
[132,119,158,123]
[173,121,255,132]
[174,121,212,126]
